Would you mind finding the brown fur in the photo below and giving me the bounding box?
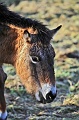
[0,4,62,115]
[0,23,55,111]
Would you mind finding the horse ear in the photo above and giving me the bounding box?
[50,25,62,38]
[23,30,31,43]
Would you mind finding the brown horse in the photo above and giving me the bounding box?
[0,3,62,120]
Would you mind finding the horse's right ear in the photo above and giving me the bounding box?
[23,30,31,43]
[50,25,62,38]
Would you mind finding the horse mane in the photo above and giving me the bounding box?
[0,3,52,44]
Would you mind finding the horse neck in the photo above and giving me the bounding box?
[0,24,24,65]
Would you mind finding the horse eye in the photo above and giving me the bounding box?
[30,56,41,64]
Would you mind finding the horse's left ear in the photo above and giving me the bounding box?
[50,25,62,38]
[23,30,31,43]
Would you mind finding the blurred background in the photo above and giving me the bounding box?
[1,0,79,120]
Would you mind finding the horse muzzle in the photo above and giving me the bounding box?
[35,83,57,104]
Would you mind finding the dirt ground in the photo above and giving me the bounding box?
[1,0,79,120]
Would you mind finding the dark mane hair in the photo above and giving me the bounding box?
[0,3,52,44]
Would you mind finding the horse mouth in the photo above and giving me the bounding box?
[35,91,57,104]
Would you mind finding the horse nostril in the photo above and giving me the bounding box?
[46,91,57,103]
